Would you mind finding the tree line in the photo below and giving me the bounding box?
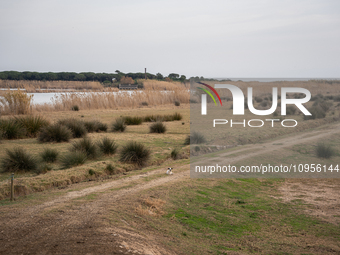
[0,70,187,83]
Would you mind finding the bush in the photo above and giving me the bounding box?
[58,118,87,138]
[141,102,148,106]
[40,148,59,163]
[123,116,143,125]
[174,100,180,106]
[171,148,179,160]
[71,105,79,111]
[313,100,332,112]
[0,119,25,139]
[1,147,38,173]
[304,106,326,120]
[112,118,126,132]
[185,132,206,145]
[60,151,87,169]
[316,143,335,159]
[15,115,49,137]
[84,120,108,133]
[70,138,98,159]
[255,97,263,103]
[334,95,340,102]
[149,122,166,133]
[119,141,150,167]
[286,105,297,115]
[172,112,182,121]
[97,137,118,155]
[143,113,182,122]
[38,124,72,143]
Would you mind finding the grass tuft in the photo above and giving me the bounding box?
[149,122,167,133]
[15,115,49,137]
[40,148,59,163]
[57,118,87,138]
[70,138,99,159]
[97,137,118,155]
[60,151,87,169]
[185,132,206,145]
[122,116,143,125]
[316,143,335,159]
[0,119,25,139]
[1,147,38,173]
[171,148,180,160]
[38,124,72,143]
[71,105,79,111]
[112,118,126,132]
[119,141,150,167]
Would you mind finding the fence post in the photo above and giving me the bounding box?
[10,173,14,201]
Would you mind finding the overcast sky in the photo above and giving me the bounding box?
[0,0,339,78]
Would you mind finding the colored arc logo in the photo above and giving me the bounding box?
[197,82,223,106]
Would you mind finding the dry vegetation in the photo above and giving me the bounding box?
[0,80,104,92]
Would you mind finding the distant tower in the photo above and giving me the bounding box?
[145,68,147,80]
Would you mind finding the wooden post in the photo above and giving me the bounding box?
[10,173,14,201]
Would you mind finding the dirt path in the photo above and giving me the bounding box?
[1,123,340,254]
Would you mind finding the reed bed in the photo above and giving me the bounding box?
[0,80,104,91]
[141,79,189,90]
[34,89,190,112]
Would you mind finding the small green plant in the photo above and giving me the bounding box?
[15,115,49,137]
[88,169,95,176]
[316,143,335,159]
[97,137,118,155]
[70,138,99,159]
[123,116,143,125]
[112,118,126,132]
[172,112,182,121]
[184,132,206,145]
[0,119,25,139]
[105,163,116,175]
[38,124,72,143]
[149,122,166,133]
[35,163,52,175]
[171,148,179,160]
[60,151,87,169]
[119,141,150,167]
[174,100,180,106]
[1,147,38,173]
[40,148,59,163]
[71,105,79,111]
[58,118,87,138]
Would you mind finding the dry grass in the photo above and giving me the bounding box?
[135,197,166,217]
[33,88,190,112]
[0,89,33,115]
[0,80,104,92]
[141,79,189,91]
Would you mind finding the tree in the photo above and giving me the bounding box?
[179,75,186,82]
[168,73,179,80]
[156,73,164,80]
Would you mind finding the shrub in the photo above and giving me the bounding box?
[316,143,335,159]
[71,105,79,111]
[185,132,206,145]
[58,118,87,138]
[70,138,99,159]
[88,169,95,176]
[40,148,59,163]
[60,151,87,169]
[112,118,126,132]
[119,141,150,167]
[15,115,49,137]
[149,122,166,133]
[97,137,118,155]
[171,148,179,160]
[255,97,263,103]
[123,116,143,125]
[304,106,326,120]
[286,105,297,115]
[84,120,108,133]
[143,113,182,122]
[313,100,332,112]
[334,95,340,102]
[172,112,182,121]
[0,119,25,139]
[105,163,116,175]
[1,147,38,173]
[35,163,52,175]
[38,124,72,143]
[141,101,148,106]
[260,101,268,107]
[174,100,180,106]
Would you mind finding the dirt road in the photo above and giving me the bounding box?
[1,123,339,254]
